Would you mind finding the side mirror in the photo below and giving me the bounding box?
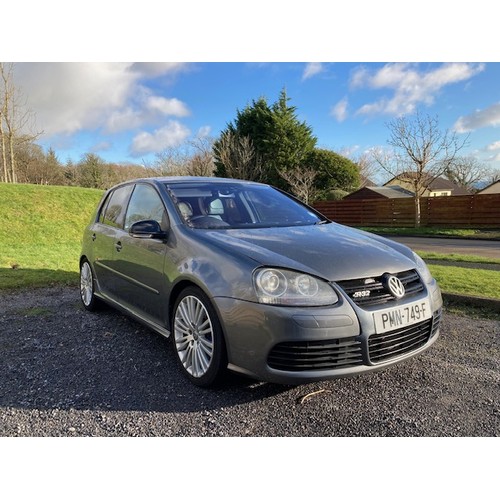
[129,220,168,239]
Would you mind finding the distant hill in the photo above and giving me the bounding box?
[0,183,104,289]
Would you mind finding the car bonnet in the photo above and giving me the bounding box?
[199,223,417,282]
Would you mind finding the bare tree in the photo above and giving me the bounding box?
[483,166,500,185]
[213,131,263,181]
[445,156,490,191]
[152,146,190,176]
[278,166,318,204]
[350,151,377,187]
[372,112,468,226]
[185,136,215,177]
[0,62,42,183]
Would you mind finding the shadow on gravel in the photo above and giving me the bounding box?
[0,288,293,413]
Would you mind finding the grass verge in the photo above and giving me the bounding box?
[361,227,500,239]
[428,264,500,299]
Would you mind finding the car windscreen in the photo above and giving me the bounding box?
[164,181,326,229]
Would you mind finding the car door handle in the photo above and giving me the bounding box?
[92,233,96,241]
[115,241,122,252]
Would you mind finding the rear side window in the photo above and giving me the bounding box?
[99,184,133,228]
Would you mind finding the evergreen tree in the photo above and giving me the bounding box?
[214,89,316,188]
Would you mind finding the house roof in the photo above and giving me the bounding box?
[344,185,414,200]
[384,172,470,195]
[477,179,500,194]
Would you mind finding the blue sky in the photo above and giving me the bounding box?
[14,61,500,181]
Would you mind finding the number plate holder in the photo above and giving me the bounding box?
[373,299,432,334]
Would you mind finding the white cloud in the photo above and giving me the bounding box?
[145,96,189,116]
[331,97,348,122]
[129,62,189,77]
[105,93,190,133]
[130,121,191,156]
[351,62,485,117]
[454,103,500,133]
[302,62,324,80]
[91,141,112,153]
[13,62,191,136]
[487,140,500,151]
[197,125,212,138]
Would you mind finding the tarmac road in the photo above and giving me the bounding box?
[386,236,500,259]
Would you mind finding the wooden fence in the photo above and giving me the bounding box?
[313,193,500,228]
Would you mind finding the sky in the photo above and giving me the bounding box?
[11,61,500,182]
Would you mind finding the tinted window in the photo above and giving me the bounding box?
[100,184,133,228]
[124,184,168,231]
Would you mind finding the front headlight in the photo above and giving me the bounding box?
[412,251,433,284]
[254,268,338,306]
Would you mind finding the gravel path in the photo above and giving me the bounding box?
[1,285,499,437]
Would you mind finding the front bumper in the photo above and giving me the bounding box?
[214,280,443,385]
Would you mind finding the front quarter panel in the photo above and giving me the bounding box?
[167,226,261,302]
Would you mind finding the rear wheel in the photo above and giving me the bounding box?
[80,260,100,311]
[172,287,227,387]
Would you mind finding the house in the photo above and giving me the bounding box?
[476,179,500,195]
[384,173,470,197]
[343,185,414,200]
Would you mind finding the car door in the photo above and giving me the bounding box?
[92,183,134,297]
[111,183,170,324]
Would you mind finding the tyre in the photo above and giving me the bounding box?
[80,259,100,311]
[171,286,227,387]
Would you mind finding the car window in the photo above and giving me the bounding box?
[100,184,134,229]
[165,182,323,229]
[124,183,168,231]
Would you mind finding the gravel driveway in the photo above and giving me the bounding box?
[1,285,499,437]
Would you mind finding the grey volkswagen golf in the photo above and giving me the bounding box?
[80,177,442,387]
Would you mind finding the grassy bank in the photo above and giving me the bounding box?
[0,183,103,289]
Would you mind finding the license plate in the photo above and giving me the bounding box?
[373,299,432,334]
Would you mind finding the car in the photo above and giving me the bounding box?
[80,176,443,387]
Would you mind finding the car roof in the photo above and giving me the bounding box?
[108,176,265,190]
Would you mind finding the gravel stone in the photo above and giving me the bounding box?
[1,285,499,436]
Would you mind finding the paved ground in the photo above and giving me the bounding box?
[386,236,500,259]
[1,285,498,437]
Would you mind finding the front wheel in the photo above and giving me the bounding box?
[80,259,100,311]
[171,287,227,387]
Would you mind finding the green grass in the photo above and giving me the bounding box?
[0,183,103,290]
[361,227,500,239]
[418,251,500,266]
[428,264,500,299]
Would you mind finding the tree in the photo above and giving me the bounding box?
[373,112,468,227]
[278,166,318,204]
[214,131,263,181]
[305,148,359,199]
[445,156,490,191]
[0,62,42,183]
[185,136,215,177]
[214,89,317,188]
[77,153,111,189]
[349,151,377,188]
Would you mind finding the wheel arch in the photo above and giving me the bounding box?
[168,279,229,349]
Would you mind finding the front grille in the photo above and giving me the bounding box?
[368,309,441,364]
[268,309,442,373]
[337,269,424,307]
[268,337,363,372]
